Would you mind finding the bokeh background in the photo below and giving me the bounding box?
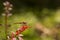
[0,0,60,40]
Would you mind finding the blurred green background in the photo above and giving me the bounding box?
[0,0,60,40]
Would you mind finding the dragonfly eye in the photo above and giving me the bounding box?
[0,24,2,26]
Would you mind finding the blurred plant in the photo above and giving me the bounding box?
[8,22,29,40]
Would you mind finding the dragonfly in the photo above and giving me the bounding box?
[8,22,29,40]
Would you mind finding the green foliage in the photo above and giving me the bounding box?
[0,8,60,40]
